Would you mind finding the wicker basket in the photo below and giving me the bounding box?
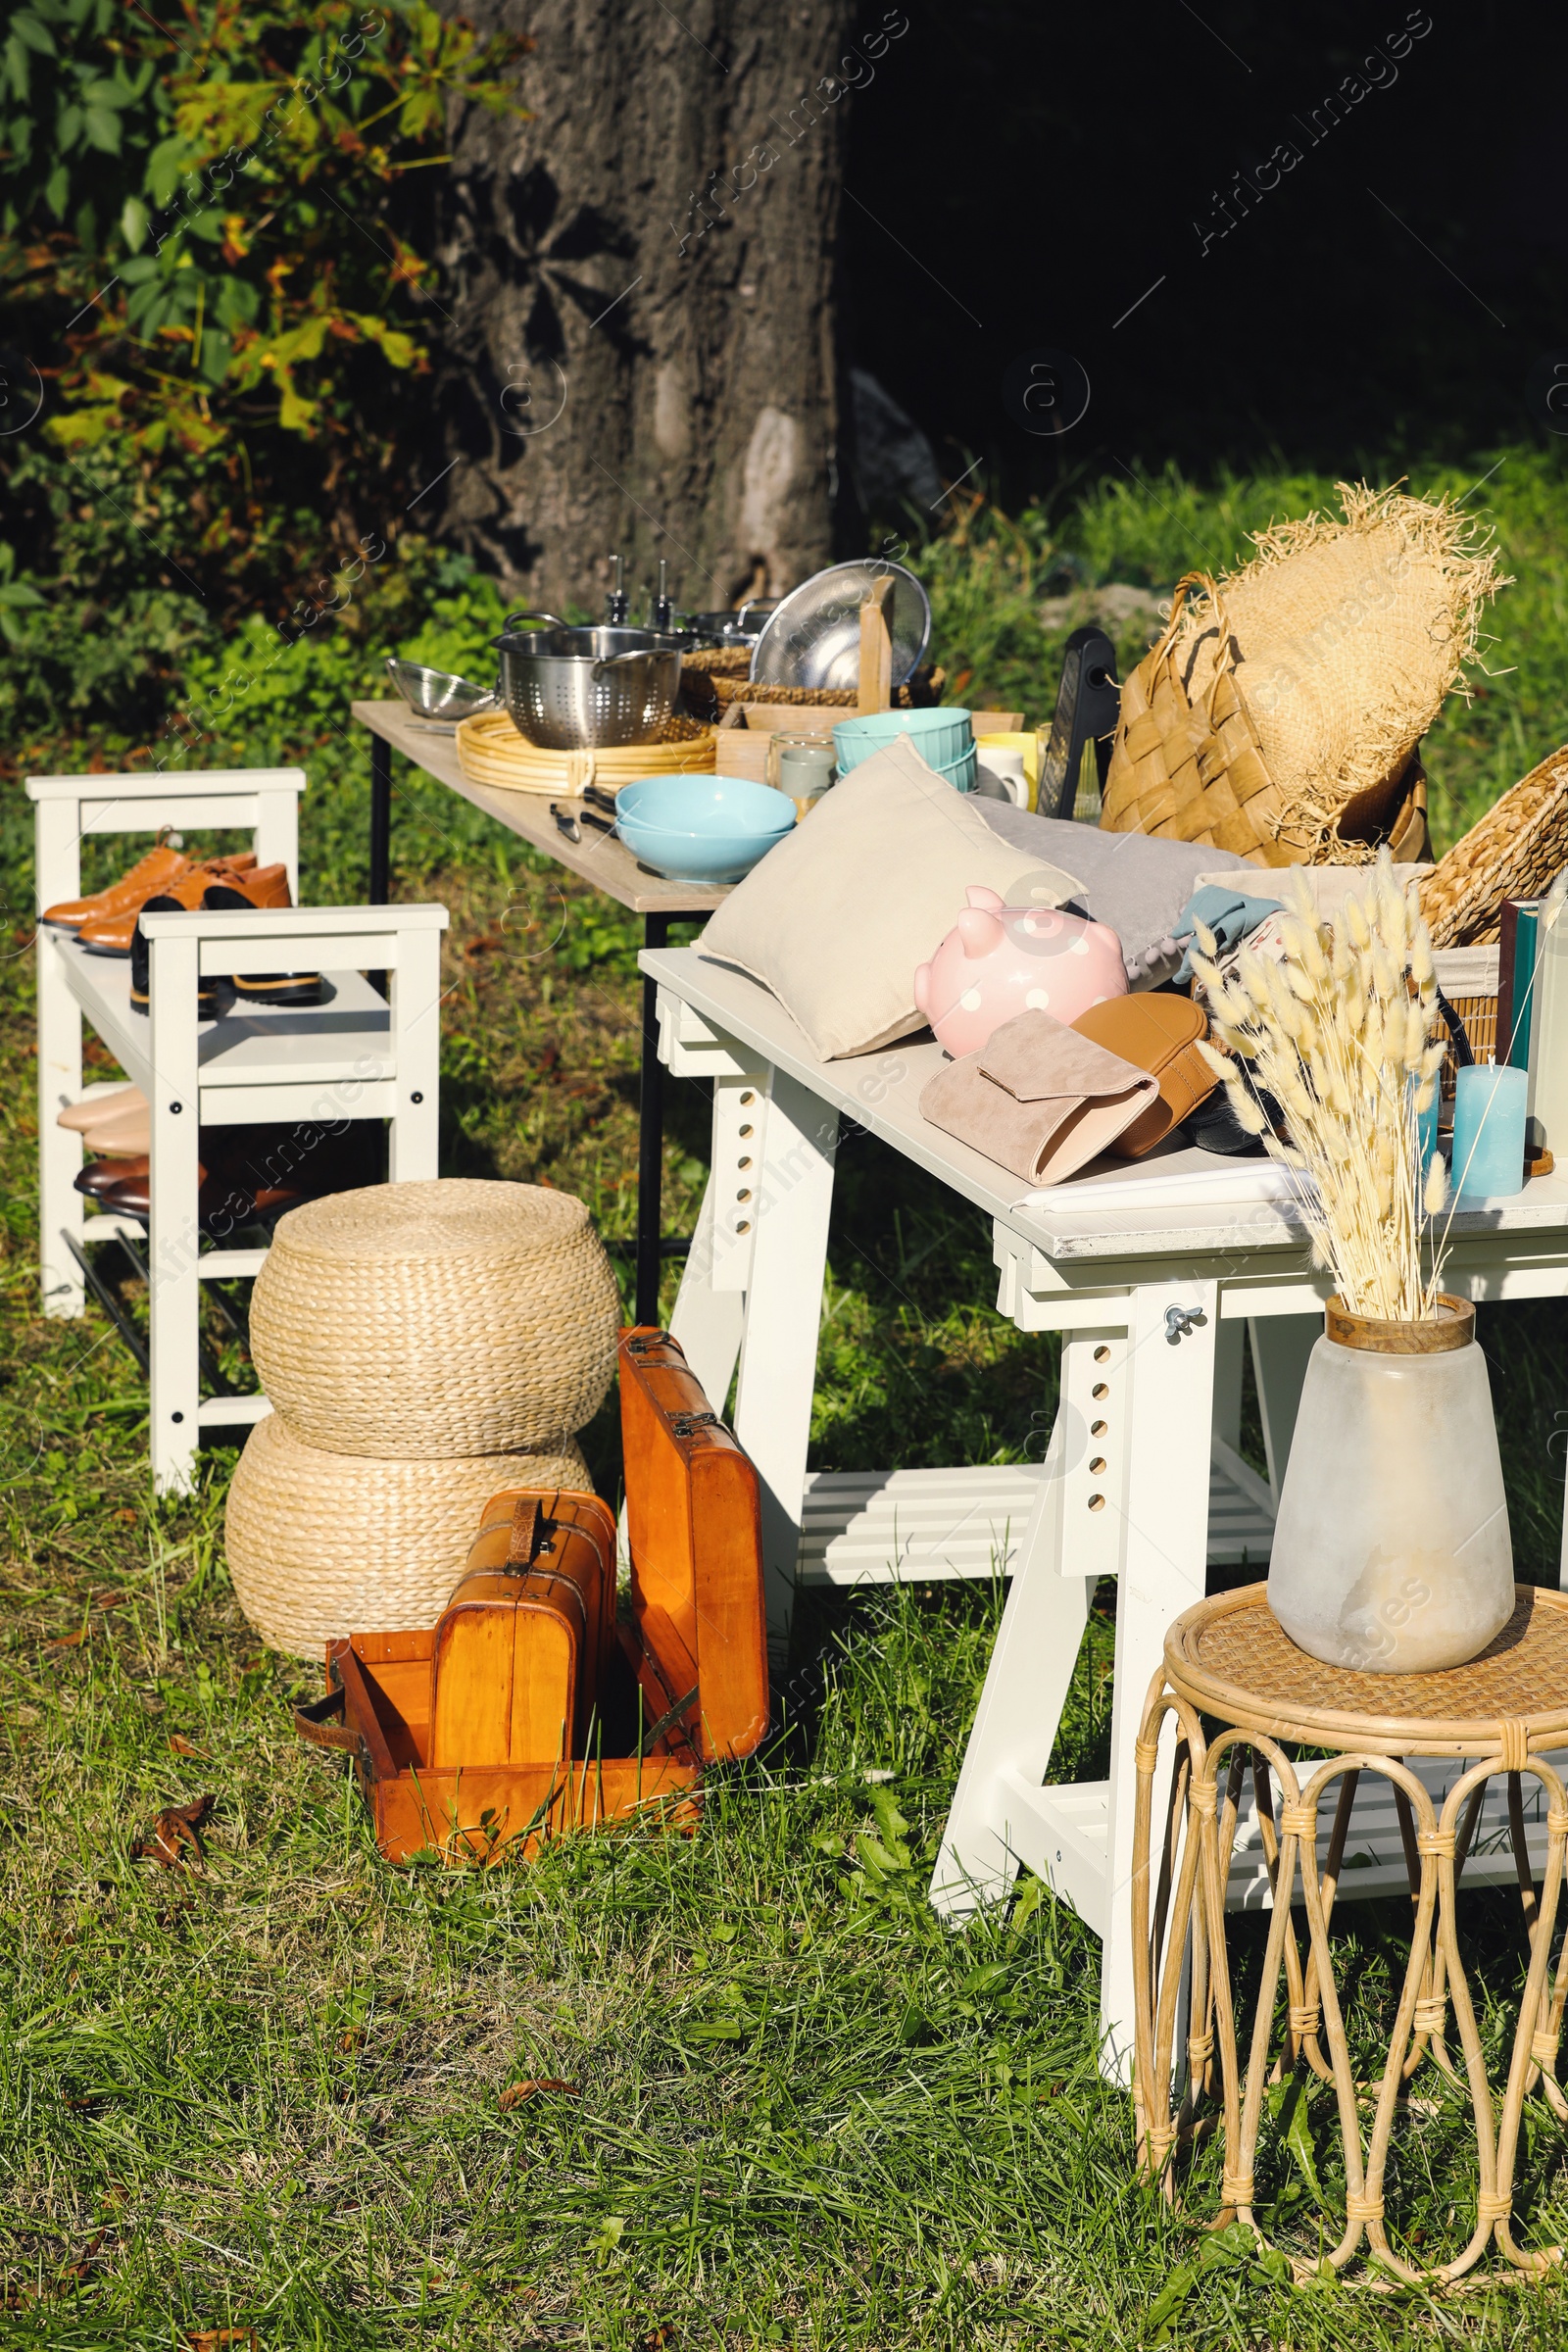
[1102,574,1434,869]
[1418,742,1568,947]
[249,1180,620,1459]
[1102,576,1298,865]
[455,710,715,798]
[225,1411,592,1656]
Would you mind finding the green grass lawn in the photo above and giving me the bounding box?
[5,458,1568,2344]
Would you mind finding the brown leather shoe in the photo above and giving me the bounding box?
[42,837,188,931]
[47,843,257,935]
[94,1121,373,1228]
[76,854,259,957]
[75,1153,151,1200]
[203,862,291,915]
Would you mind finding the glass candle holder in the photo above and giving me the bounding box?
[764,731,835,788]
[771,736,836,817]
[1451,1063,1528,1200]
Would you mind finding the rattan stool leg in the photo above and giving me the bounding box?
[1494,1760,1568,2273]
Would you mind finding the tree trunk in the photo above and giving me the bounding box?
[431,0,867,617]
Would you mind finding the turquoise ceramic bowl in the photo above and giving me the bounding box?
[616,773,795,883]
[833,706,974,780]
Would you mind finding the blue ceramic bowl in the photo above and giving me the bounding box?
[616,773,795,882]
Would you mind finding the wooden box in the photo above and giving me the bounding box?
[295,1329,768,1863]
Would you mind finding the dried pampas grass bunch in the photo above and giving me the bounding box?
[1190,848,1448,1322]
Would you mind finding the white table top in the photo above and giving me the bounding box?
[642,946,1568,1267]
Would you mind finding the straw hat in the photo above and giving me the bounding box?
[249,1179,620,1458]
[224,1410,594,1657]
[1103,484,1505,865]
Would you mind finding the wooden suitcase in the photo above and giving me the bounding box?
[295,1328,768,1862]
[428,1490,616,1768]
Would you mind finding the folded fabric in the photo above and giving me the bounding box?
[977,803,1253,987]
[1172,883,1286,983]
[699,737,1080,1060]
[919,1009,1158,1185]
[1071,994,1218,1156]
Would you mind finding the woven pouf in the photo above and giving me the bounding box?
[224,1410,592,1657]
[248,1179,620,1458]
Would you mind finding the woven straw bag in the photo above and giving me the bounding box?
[1102,576,1296,864]
[224,1411,591,1656]
[1418,741,1568,947]
[249,1180,620,1458]
[1103,485,1501,864]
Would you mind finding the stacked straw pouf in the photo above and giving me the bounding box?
[225,1179,620,1657]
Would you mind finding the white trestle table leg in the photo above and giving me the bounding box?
[929,1397,1092,1917]
[730,1065,839,1651]
[1100,1276,1219,2082]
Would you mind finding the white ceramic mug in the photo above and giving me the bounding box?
[974,749,1028,807]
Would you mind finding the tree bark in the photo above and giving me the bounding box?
[431,0,868,617]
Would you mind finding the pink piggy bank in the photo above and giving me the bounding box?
[913,886,1127,1057]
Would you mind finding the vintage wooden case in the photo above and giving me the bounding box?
[428,1491,616,1769]
[295,1328,768,1862]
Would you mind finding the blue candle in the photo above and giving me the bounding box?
[1451,1064,1528,1200]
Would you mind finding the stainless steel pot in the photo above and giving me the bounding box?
[491,611,684,749]
[676,599,778,651]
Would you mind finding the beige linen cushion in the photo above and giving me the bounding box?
[698,737,1081,1059]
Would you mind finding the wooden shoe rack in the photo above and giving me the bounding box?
[29,765,447,1493]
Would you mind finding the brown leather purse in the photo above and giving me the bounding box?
[1070,995,1216,1156]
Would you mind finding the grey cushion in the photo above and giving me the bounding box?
[977,806,1254,984]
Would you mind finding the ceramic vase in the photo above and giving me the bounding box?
[1267,1295,1514,1674]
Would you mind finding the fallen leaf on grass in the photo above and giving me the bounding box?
[62,2231,105,2283]
[186,2331,258,2351]
[639,2328,676,2350]
[499,2078,578,2110]
[132,1793,215,1869]
[168,1736,210,1759]
[48,1627,88,1650]
[338,2028,364,2051]
[1,2281,34,2309]
[115,1509,138,1524]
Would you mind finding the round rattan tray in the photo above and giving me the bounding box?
[455,709,715,797]
[1165,1581,1568,1755]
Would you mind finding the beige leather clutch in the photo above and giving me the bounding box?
[919,1011,1158,1185]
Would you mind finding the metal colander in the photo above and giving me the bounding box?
[491,612,684,749]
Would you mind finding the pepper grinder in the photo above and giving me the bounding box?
[651,558,672,632]
[604,555,628,626]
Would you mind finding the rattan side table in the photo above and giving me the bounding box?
[1132,1582,1568,2286]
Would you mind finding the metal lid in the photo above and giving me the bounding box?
[749,560,931,691]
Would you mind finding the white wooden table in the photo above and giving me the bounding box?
[643,944,1568,2076]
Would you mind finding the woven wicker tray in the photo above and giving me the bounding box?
[456,710,716,797]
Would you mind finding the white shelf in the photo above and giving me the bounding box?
[50,931,394,1102]
[795,1453,1274,1587]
